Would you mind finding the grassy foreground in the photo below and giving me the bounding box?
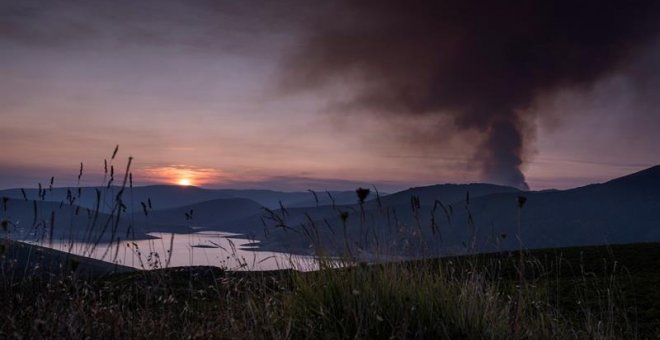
[2,241,659,339]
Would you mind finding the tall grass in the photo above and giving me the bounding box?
[0,248,635,339]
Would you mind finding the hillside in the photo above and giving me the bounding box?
[252,166,660,257]
[1,198,152,242]
[373,183,519,208]
[136,197,265,232]
[0,239,134,279]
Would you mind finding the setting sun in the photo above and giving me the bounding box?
[177,178,193,186]
[141,165,223,187]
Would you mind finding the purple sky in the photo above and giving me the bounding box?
[1,1,659,191]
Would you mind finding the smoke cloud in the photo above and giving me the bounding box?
[280,0,660,189]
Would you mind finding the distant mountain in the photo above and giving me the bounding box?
[1,198,153,242]
[251,166,660,258]
[455,165,660,252]
[599,164,660,193]
[372,183,520,208]
[0,185,376,212]
[0,186,232,213]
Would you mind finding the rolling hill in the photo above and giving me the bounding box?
[1,198,152,242]
[251,166,660,257]
[0,185,374,212]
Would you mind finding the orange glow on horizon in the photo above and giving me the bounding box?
[141,165,222,187]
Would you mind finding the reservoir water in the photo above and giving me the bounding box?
[22,231,323,271]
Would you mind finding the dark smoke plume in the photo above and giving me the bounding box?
[281,0,660,189]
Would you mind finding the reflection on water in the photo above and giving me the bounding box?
[24,232,323,271]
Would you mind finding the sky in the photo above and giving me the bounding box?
[1,0,659,192]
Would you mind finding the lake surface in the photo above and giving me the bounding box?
[23,231,324,271]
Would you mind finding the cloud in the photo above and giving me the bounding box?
[0,0,304,53]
